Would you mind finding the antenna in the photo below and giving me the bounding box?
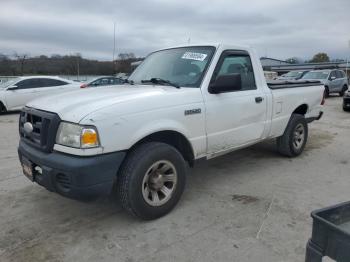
[112,22,115,69]
[346,39,350,81]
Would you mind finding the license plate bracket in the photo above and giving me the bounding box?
[21,157,34,181]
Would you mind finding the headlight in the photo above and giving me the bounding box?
[56,122,100,148]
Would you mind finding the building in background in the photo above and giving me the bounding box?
[260,57,291,68]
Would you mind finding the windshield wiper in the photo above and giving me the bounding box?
[141,78,180,88]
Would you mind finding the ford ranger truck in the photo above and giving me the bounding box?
[18,44,324,220]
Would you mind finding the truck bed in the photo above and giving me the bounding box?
[267,80,322,90]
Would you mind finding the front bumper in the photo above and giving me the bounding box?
[18,140,126,199]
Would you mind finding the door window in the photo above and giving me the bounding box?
[100,78,110,85]
[111,78,123,84]
[213,52,256,91]
[336,70,344,79]
[16,79,41,89]
[40,79,68,87]
[329,71,337,80]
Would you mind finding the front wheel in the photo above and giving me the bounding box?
[116,142,187,220]
[339,86,348,97]
[277,114,308,157]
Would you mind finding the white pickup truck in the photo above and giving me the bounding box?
[18,44,324,220]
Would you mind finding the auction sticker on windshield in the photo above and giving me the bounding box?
[182,52,207,61]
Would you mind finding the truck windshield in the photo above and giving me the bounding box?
[128,46,216,88]
[302,71,329,80]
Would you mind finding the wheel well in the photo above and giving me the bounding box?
[133,131,195,166]
[293,104,308,115]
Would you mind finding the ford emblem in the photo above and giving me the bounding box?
[23,122,34,135]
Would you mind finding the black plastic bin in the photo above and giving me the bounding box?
[306,201,350,262]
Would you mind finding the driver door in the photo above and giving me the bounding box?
[203,50,268,155]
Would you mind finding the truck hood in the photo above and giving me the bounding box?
[27,85,202,123]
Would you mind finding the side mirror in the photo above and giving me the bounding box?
[209,74,242,94]
[7,85,18,91]
[330,76,336,81]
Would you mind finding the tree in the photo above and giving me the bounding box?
[286,57,303,64]
[0,53,13,75]
[309,53,330,63]
[13,52,29,75]
[115,52,138,73]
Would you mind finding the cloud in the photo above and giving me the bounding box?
[0,0,349,60]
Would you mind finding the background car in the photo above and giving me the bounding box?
[0,76,80,113]
[277,70,309,80]
[80,76,124,88]
[301,69,348,97]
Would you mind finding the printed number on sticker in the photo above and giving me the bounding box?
[182,52,207,61]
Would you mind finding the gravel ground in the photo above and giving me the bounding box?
[0,96,349,262]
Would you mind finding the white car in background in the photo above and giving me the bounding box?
[0,76,80,113]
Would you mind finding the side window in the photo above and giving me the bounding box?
[111,78,123,84]
[90,79,101,86]
[16,79,40,89]
[329,71,337,79]
[213,53,256,91]
[16,80,30,89]
[38,79,54,87]
[336,71,344,78]
[46,79,68,86]
[100,78,110,85]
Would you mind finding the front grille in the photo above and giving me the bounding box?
[19,107,61,152]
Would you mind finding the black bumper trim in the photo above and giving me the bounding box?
[306,111,323,123]
[18,140,126,199]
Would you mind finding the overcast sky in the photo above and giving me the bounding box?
[1,0,349,61]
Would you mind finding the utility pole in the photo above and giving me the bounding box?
[76,56,80,81]
[113,22,116,74]
[346,40,350,82]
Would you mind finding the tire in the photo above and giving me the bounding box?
[116,142,187,220]
[324,86,329,97]
[339,86,348,97]
[0,102,7,114]
[277,114,308,157]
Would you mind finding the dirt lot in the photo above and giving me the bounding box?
[0,97,349,262]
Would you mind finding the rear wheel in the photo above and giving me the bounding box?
[325,86,330,97]
[339,85,348,97]
[277,114,308,157]
[117,142,187,220]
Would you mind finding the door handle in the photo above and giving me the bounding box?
[255,97,263,103]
